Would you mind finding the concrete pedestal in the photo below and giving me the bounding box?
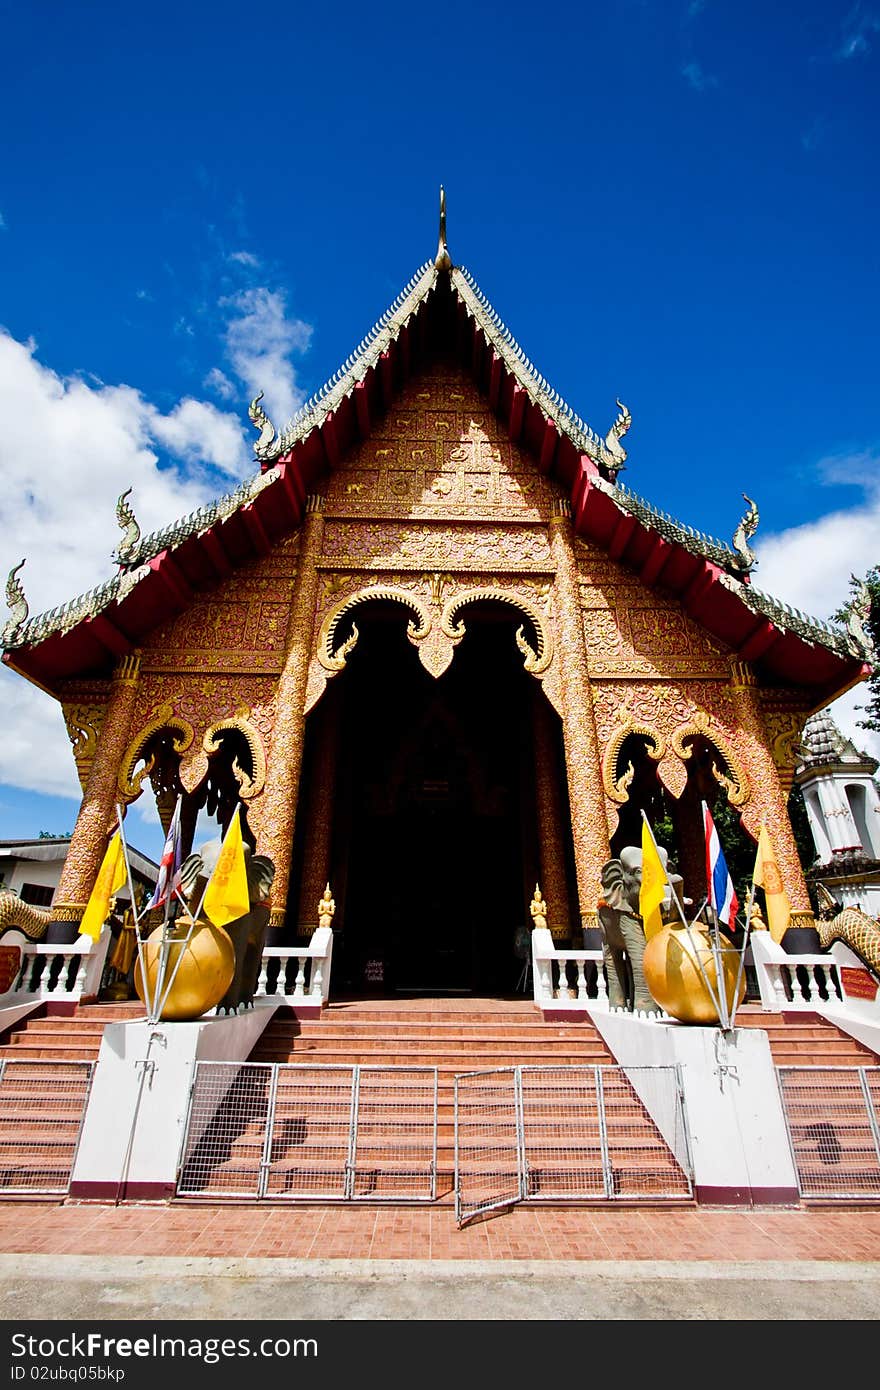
[588,1009,800,1205]
[70,1003,279,1200]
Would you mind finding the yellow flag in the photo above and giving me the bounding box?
[203,811,250,927]
[79,832,127,942]
[639,817,668,941]
[752,822,791,944]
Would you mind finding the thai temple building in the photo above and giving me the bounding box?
[0,197,878,1215]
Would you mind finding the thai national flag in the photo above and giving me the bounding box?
[703,802,739,934]
[147,796,183,913]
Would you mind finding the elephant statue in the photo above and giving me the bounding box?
[179,836,276,1015]
[598,845,680,1014]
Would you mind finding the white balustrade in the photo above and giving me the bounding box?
[749,931,844,1012]
[531,927,605,1013]
[255,926,333,1010]
[3,932,110,1004]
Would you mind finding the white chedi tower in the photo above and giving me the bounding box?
[795,710,880,915]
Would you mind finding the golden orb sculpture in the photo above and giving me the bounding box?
[134,915,235,1022]
[643,924,745,1025]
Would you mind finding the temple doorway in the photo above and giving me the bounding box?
[294,600,569,996]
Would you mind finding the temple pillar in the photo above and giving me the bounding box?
[531,687,570,941]
[51,651,142,944]
[259,495,326,932]
[296,695,339,937]
[728,661,814,934]
[548,500,610,934]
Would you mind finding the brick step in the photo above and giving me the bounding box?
[0,1047,101,1063]
[261,1024,609,1043]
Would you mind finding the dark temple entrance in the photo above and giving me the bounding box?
[311,601,551,996]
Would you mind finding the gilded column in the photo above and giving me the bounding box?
[296,695,339,936]
[531,687,570,941]
[260,494,326,930]
[728,660,814,929]
[548,499,611,934]
[50,651,142,944]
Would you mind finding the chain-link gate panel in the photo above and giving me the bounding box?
[778,1066,880,1200]
[178,1062,273,1197]
[519,1066,608,1199]
[597,1066,693,1199]
[0,1059,94,1196]
[350,1068,438,1201]
[264,1065,356,1200]
[455,1068,523,1224]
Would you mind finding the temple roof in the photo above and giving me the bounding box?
[1,228,872,707]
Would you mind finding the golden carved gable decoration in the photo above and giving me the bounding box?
[601,706,665,804]
[62,702,107,793]
[118,703,194,802]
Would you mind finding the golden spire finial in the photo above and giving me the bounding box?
[435,185,452,271]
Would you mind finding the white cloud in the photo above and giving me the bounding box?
[836,7,880,59]
[229,251,260,268]
[754,459,880,762]
[0,213,6,231]
[681,60,718,90]
[0,330,255,617]
[203,366,237,401]
[220,287,312,426]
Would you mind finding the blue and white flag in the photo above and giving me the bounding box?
[703,802,739,934]
[147,796,183,913]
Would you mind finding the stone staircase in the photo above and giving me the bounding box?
[735,1005,880,1200]
[241,996,689,1205]
[0,1003,143,1194]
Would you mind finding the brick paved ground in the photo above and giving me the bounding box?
[0,1201,878,1261]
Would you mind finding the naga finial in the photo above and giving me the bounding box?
[845,576,876,661]
[112,487,142,566]
[603,399,631,474]
[434,185,452,272]
[3,560,28,638]
[730,493,759,574]
[248,390,277,461]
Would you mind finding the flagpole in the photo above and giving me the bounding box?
[115,804,154,1021]
[151,795,184,1025]
[728,876,757,1030]
[153,886,199,1021]
[641,810,726,1024]
[700,801,731,1030]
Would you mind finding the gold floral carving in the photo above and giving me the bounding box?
[670,709,749,807]
[202,709,267,800]
[317,585,431,674]
[440,587,553,675]
[62,703,106,793]
[601,707,665,804]
[117,703,194,803]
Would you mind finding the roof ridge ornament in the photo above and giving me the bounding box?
[249,390,277,461]
[603,399,631,475]
[112,487,142,567]
[434,185,452,272]
[730,493,759,575]
[845,576,877,662]
[2,560,28,642]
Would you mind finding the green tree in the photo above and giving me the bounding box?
[834,566,880,734]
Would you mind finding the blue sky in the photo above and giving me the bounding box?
[0,0,878,863]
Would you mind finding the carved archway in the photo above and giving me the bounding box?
[118,703,194,817]
[440,587,553,676]
[670,710,749,807]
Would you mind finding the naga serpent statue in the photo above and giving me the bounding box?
[731,493,759,574]
[0,890,50,941]
[815,883,880,978]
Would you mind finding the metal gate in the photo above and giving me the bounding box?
[777,1066,880,1200]
[0,1058,95,1196]
[455,1065,692,1225]
[177,1062,438,1201]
